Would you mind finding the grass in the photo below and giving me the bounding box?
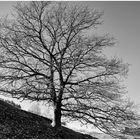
[0,99,97,139]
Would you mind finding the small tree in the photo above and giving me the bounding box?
[0,1,139,137]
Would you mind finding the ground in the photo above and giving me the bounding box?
[0,99,96,139]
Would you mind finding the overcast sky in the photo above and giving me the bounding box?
[88,1,140,105]
[0,1,140,107]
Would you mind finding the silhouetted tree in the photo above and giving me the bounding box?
[0,2,139,137]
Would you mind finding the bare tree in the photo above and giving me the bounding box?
[0,1,139,137]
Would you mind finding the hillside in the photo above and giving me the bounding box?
[76,130,113,139]
[0,99,96,139]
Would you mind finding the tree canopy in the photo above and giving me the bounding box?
[0,1,139,138]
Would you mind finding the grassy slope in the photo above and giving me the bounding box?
[0,100,97,139]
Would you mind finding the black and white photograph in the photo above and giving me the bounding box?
[0,1,140,139]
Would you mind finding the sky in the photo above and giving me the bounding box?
[73,1,140,105]
[0,1,140,130]
[87,1,140,105]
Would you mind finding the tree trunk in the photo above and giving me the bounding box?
[51,102,62,130]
